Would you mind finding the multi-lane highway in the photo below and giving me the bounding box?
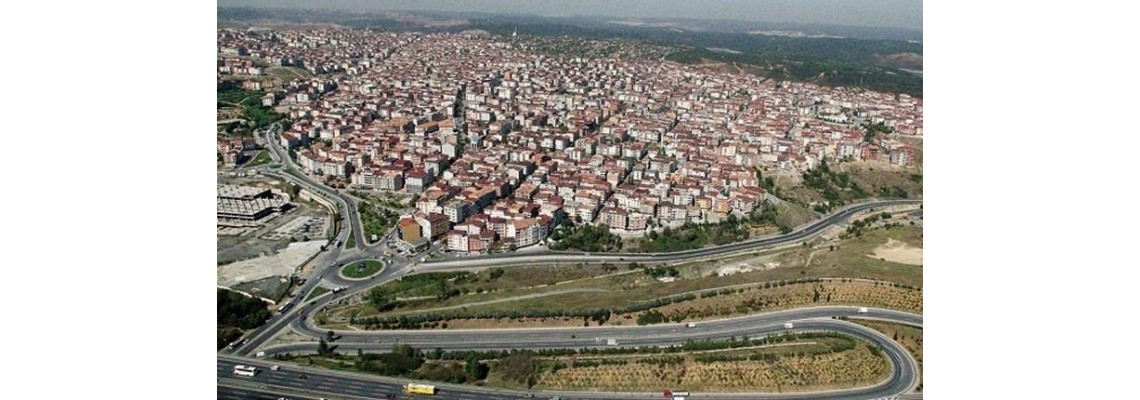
[222,128,924,399]
[231,196,918,357]
[282,306,919,347]
[223,307,921,400]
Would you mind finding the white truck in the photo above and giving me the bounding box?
[685,322,697,328]
[606,338,618,346]
[783,322,794,330]
[858,307,869,313]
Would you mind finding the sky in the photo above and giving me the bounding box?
[219,0,923,30]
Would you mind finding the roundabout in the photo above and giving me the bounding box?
[339,259,386,280]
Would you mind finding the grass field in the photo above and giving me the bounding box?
[773,200,820,230]
[379,279,920,330]
[267,66,311,80]
[341,260,384,279]
[767,160,922,209]
[319,224,921,330]
[244,150,271,168]
[305,286,331,302]
[346,232,356,249]
[842,161,923,199]
[773,224,922,287]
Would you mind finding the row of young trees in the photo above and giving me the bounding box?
[352,291,705,330]
[355,278,847,330]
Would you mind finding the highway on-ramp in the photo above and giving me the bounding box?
[222,307,921,400]
[226,128,924,399]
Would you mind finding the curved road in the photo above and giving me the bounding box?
[231,197,920,356]
[261,122,367,249]
[227,139,924,398]
[225,306,921,400]
[419,199,922,271]
[233,198,918,358]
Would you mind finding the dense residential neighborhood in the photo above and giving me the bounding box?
[219,28,923,254]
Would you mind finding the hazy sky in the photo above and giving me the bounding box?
[220,0,922,30]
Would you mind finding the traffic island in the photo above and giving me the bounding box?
[340,259,385,280]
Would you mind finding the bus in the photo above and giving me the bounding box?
[233,365,257,377]
[277,301,293,312]
[404,383,436,395]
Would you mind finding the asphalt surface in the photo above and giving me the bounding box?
[229,196,920,363]
[220,124,925,400]
[285,306,921,346]
[261,122,366,250]
[220,307,920,400]
[218,383,328,400]
[418,199,921,271]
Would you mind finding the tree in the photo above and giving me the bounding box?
[465,354,488,380]
[368,289,395,311]
[326,330,336,342]
[317,338,331,356]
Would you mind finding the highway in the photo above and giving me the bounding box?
[419,199,921,271]
[231,196,918,357]
[221,126,925,400]
[222,307,921,400]
[226,195,922,387]
[218,383,328,400]
[284,306,921,346]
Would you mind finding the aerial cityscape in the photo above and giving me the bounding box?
[217,3,923,400]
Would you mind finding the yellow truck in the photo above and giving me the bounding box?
[405,383,436,395]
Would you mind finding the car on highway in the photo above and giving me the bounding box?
[858,307,869,313]
[271,365,280,371]
[783,322,794,329]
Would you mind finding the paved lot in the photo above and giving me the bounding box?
[217,240,325,287]
[262,216,327,241]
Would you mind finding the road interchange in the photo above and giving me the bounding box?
[225,134,924,399]
[223,307,920,400]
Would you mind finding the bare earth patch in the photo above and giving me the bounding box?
[867,239,923,266]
